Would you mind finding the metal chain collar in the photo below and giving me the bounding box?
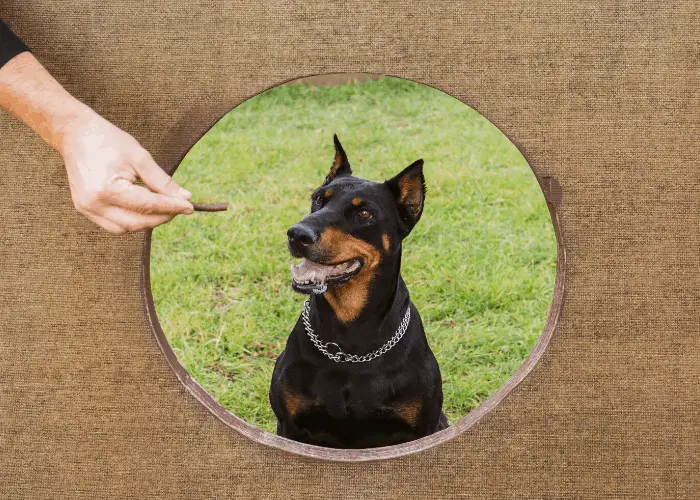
[301,299,411,363]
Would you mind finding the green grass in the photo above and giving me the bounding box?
[150,77,556,433]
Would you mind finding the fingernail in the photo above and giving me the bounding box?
[179,188,192,199]
[184,206,194,215]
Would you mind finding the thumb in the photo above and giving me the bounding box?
[134,153,192,200]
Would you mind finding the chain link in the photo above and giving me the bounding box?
[301,299,411,363]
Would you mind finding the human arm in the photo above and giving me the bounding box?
[0,20,193,233]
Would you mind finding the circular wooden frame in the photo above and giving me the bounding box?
[140,82,567,461]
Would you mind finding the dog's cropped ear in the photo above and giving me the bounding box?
[324,134,352,184]
[385,159,426,237]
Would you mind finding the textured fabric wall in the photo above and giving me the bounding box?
[1,2,699,498]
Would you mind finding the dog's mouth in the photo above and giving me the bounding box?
[290,258,363,294]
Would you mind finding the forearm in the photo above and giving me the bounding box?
[0,51,92,153]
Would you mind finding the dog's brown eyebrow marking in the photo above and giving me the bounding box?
[351,197,363,207]
[323,188,333,198]
[382,234,390,252]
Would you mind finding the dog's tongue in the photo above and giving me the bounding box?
[291,259,357,284]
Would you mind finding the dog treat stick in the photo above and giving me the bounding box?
[191,202,230,212]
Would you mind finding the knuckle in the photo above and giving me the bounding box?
[134,200,155,214]
[83,198,99,212]
[94,190,109,203]
[160,175,175,190]
[83,183,109,203]
[74,197,94,213]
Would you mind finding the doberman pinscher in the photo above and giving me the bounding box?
[269,135,448,449]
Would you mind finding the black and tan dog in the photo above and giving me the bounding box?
[269,135,447,449]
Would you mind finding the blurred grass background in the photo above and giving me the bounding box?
[150,76,556,433]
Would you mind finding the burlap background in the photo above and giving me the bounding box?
[1,2,698,498]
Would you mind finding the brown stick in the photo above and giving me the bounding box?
[191,202,230,212]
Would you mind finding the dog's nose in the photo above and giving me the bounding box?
[287,224,318,252]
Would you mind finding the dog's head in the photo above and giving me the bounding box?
[287,135,425,321]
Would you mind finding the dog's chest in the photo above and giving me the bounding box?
[301,363,403,419]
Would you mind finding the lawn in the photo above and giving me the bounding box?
[150,76,556,433]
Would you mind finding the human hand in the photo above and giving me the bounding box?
[0,51,194,234]
[58,108,193,234]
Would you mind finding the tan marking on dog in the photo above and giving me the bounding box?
[395,399,422,426]
[351,197,363,207]
[323,188,333,199]
[319,227,382,323]
[281,387,314,417]
[382,234,391,252]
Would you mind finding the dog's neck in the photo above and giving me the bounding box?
[309,251,410,352]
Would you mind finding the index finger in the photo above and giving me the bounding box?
[133,154,192,200]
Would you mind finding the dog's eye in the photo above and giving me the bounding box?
[357,209,373,219]
[314,196,323,207]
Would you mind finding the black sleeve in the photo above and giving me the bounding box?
[0,19,30,68]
